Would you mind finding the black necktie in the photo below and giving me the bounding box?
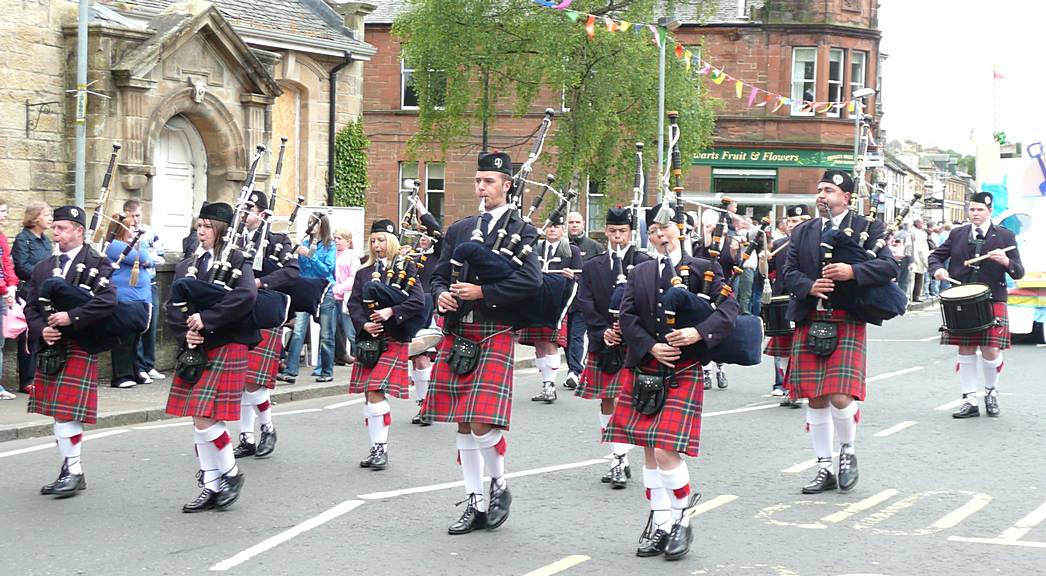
[545,243,554,263]
[481,213,493,237]
[198,252,211,273]
[58,254,70,274]
[975,228,985,241]
[376,260,386,277]
[659,258,673,290]
[611,252,622,278]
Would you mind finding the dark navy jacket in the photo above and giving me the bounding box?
[347,258,426,343]
[25,246,117,352]
[166,249,260,350]
[577,245,651,353]
[928,223,1023,302]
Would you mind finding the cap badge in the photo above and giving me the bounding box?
[71,208,79,217]
[832,174,844,186]
[493,158,503,169]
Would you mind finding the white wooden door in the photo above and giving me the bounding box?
[153,115,206,254]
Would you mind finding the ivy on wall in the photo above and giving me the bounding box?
[334,114,369,207]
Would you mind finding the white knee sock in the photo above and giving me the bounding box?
[831,402,859,454]
[981,355,1003,391]
[456,433,487,511]
[957,354,978,397]
[414,366,431,401]
[250,388,274,431]
[238,391,258,443]
[54,420,84,475]
[365,401,391,445]
[473,429,506,487]
[537,355,556,382]
[659,462,693,527]
[612,443,631,467]
[643,467,673,528]
[807,406,833,468]
[195,423,236,491]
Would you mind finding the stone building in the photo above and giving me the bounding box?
[1,0,375,251]
[362,0,882,230]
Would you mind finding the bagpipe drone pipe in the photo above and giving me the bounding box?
[37,276,150,354]
[818,223,907,326]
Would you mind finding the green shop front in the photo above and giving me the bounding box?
[686,147,854,221]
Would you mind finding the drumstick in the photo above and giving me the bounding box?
[944,277,962,285]
[768,240,790,259]
[963,245,1016,267]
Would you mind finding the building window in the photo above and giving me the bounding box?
[424,162,445,225]
[850,50,867,118]
[401,61,418,109]
[790,47,817,117]
[712,168,777,221]
[398,162,419,222]
[586,179,605,233]
[827,48,844,117]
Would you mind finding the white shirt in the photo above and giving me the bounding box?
[659,247,682,271]
[971,222,990,239]
[60,245,83,277]
[608,246,629,271]
[482,203,512,235]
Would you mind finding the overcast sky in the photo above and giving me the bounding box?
[878,0,1045,154]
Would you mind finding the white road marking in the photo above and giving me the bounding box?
[271,408,323,416]
[820,489,899,524]
[782,459,818,474]
[704,403,780,417]
[868,336,938,342]
[874,421,919,437]
[867,366,925,382]
[688,494,739,518]
[209,499,365,571]
[999,500,1046,541]
[0,429,131,459]
[357,458,608,500]
[947,536,1046,549]
[521,555,591,576]
[323,398,366,410]
[930,493,993,529]
[935,398,966,411]
[133,421,193,430]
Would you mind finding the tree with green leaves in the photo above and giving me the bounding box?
[393,0,720,206]
[334,115,370,207]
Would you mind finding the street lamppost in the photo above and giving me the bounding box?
[655,16,681,201]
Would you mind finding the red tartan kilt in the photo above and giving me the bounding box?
[348,340,411,399]
[604,360,704,456]
[517,316,567,348]
[786,311,867,401]
[166,343,248,421]
[424,317,515,429]
[245,328,282,390]
[941,302,1011,349]
[763,334,793,357]
[29,343,99,424]
[576,352,625,400]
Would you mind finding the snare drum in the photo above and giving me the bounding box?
[761,296,793,336]
[939,283,994,334]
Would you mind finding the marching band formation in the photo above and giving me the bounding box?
[18,111,1024,561]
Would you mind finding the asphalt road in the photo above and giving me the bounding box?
[2,307,1044,576]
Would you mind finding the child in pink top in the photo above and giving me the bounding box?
[333,229,361,362]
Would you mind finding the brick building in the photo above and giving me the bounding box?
[363,0,882,229]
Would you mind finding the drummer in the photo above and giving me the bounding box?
[930,191,1023,419]
[764,204,811,407]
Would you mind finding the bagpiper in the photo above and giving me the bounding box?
[930,191,1023,418]
[575,206,651,488]
[25,205,117,497]
[427,151,542,535]
[764,204,812,407]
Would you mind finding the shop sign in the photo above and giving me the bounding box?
[693,148,854,169]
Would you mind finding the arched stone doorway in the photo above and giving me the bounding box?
[153,115,207,251]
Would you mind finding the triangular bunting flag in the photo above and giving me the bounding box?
[620,20,630,30]
[604,15,616,32]
[712,70,726,85]
[675,44,684,58]
[585,14,596,38]
[735,79,743,98]
[747,86,758,106]
[565,10,580,22]
[684,49,693,72]
[772,97,786,113]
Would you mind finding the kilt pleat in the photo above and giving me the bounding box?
[28,343,99,424]
[763,334,794,358]
[348,340,411,399]
[166,343,248,421]
[941,302,1010,349]
[517,316,568,348]
[245,328,282,390]
[424,317,515,429]
[787,311,867,401]
[603,360,704,456]
[576,351,626,400]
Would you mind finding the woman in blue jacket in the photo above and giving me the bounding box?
[105,213,154,388]
[279,212,337,383]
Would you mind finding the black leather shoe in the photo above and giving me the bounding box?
[780,397,802,409]
[602,463,632,483]
[233,434,256,458]
[838,450,859,492]
[664,522,694,561]
[610,464,628,489]
[636,514,670,558]
[369,445,388,471]
[411,410,423,425]
[802,467,838,494]
[702,370,712,390]
[41,464,70,495]
[448,495,488,535]
[215,471,245,509]
[716,370,728,389]
[182,488,218,513]
[360,445,378,468]
[418,413,432,427]
[486,481,512,530]
[276,373,296,384]
[952,399,980,419]
[255,427,277,458]
[50,472,86,498]
[985,390,1000,417]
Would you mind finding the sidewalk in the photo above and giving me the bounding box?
[0,345,543,442]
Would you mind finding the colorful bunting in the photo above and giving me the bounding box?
[735,79,743,99]
[585,14,595,38]
[747,86,758,107]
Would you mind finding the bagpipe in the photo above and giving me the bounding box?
[652,112,761,366]
[355,254,427,368]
